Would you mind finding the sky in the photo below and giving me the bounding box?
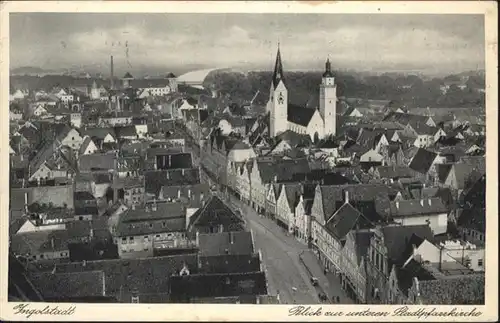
[9,13,485,76]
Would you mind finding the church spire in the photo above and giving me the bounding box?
[272,44,285,88]
[323,57,334,78]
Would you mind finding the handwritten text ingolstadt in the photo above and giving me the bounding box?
[12,304,76,318]
[288,305,483,319]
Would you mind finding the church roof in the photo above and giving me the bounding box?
[322,59,334,78]
[287,104,316,127]
[123,72,134,79]
[272,47,285,88]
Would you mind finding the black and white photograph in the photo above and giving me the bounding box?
[1,1,497,321]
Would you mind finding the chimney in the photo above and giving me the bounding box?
[396,201,399,209]
[344,190,349,204]
[110,56,114,90]
[420,199,424,207]
[90,228,94,239]
[188,189,192,199]
[168,155,172,167]
[50,237,55,249]
[230,232,234,244]
[428,199,432,206]
[152,199,157,211]
[196,231,200,245]
[177,189,181,199]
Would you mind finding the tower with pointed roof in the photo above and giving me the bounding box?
[122,72,134,88]
[267,45,288,137]
[90,80,100,100]
[319,58,337,137]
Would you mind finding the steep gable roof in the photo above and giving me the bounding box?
[417,274,485,305]
[287,104,317,127]
[188,196,245,230]
[390,198,448,217]
[198,231,254,257]
[409,148,437,174]
[381,224,434,267]
[325,202,365,240]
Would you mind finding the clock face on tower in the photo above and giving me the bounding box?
[278,92,284,104]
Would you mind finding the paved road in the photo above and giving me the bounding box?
[184,128,345,304]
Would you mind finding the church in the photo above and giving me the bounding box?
[266,46,337,142]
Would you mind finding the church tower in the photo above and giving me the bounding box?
[267,45,288,138]
[319,58,337,137]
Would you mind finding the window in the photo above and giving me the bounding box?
[40,254,44,259]
[478,259,483,267]
[60,252,65,257]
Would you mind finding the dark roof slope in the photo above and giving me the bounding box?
[287,104,316,127]
[381,224,434,268]
[409,149,437,174]
[188,196,245,230]
[198,231,254,257]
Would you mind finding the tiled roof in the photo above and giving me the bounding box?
[198,231,254,257]
[390,198,448,217]
[325,202,365,239]
[376,166,417,179]
[283,184,302,211]
[188,196,245,230]
[114,125,137,138]
[458,156,486,175]
[436,163,453,183]
[31,254,199,302]
[457,207,485,233]
[82,127,116,141]
[449,163,484,190]
[78,153,116,172]
[287,104,316,127]
[318,184,392,223]
[66,220,93,239]
[116,202,186,236]
[30,271,105,299]
[417,274,485,305]
[257,158,310,183]
[409,149,437,174]
[276,130,313,147]
[381,224,434,267]
[168,271,267,301]
[11,230,69,256]
[145,169,200,196]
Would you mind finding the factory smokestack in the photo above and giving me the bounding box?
[110,55,114,90]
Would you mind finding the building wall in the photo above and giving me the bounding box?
[366,231,390,303]
[311,220,343,272]
[32,250,70,261]
[269,81,288,137]
[341,232,368,303]
[61,129,84,150]
[392,212,448,235]
[306,110,326,141]
[319,76,337,136]
[227,148,256,163]
[116,231,187,259]
[276,188,293,230]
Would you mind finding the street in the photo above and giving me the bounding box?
[184,125,350,304]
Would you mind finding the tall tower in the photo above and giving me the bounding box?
[110,55,115,90]
[268,45,288,138]
[319,58,337,137]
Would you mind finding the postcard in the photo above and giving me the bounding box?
[0,1,497,321]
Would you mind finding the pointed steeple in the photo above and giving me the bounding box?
[323,57,334,78]
[272,44,285,88]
